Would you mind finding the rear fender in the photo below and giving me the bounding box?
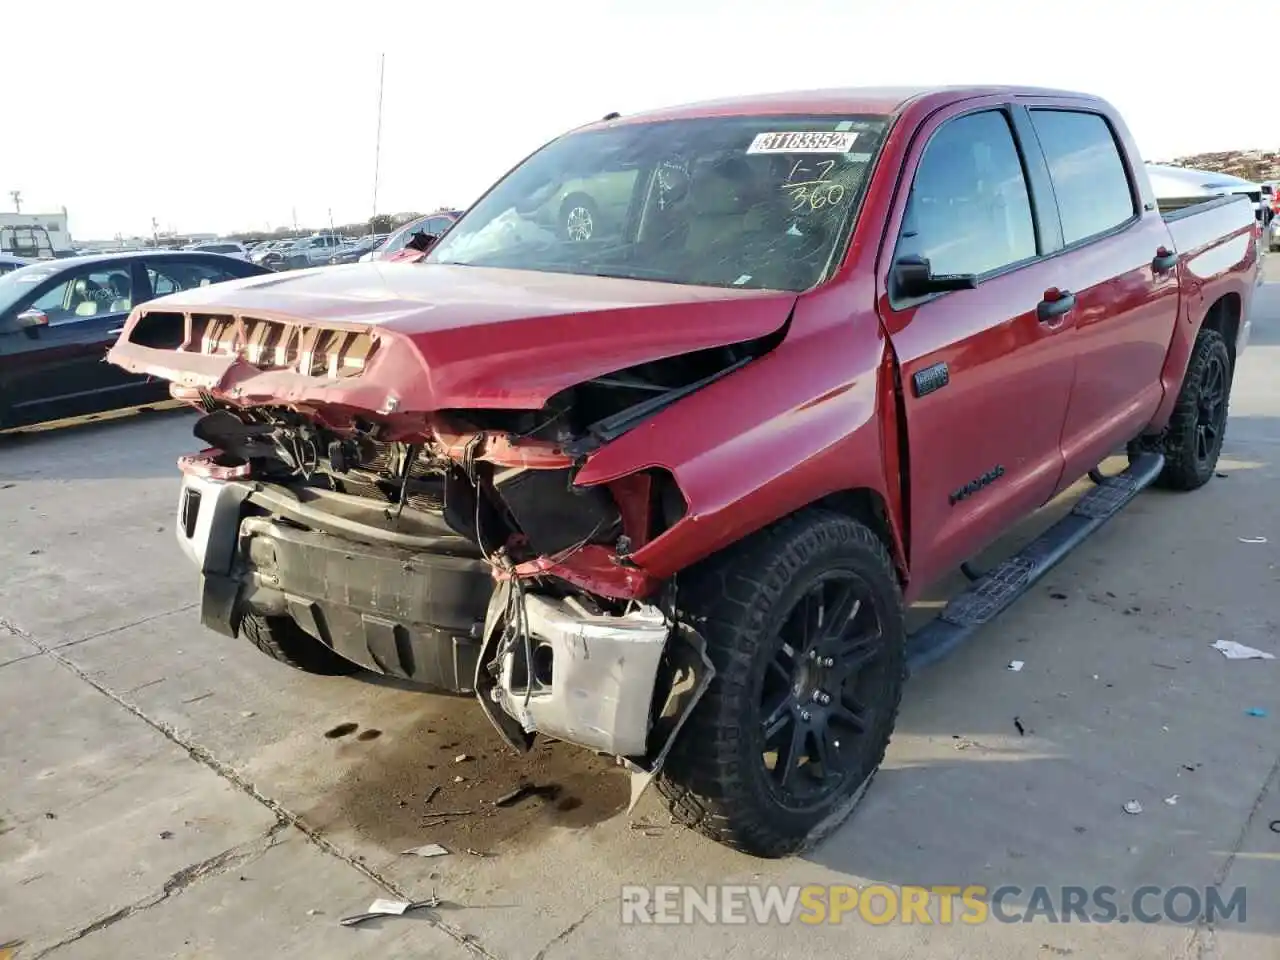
[1147,229,1255,432]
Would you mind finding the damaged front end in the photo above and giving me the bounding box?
[108,297,788,789]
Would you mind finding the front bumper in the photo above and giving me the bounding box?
[175,474,492,692]
[174,472,683,759]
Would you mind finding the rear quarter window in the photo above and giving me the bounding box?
[1028,109,1136,246]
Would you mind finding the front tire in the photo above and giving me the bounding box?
[657,510,906,858]
[1150,328,1232,491]
[240,613,361,676]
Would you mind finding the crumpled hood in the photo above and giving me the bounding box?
[107,262,797,412]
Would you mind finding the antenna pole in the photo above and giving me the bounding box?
[371,53,385,221]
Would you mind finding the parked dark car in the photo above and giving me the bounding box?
[0,254,29,276]
[0,251,269,429]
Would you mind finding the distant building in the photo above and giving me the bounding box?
[0,210,72,253]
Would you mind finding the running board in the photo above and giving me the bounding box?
[906,452,1165,673]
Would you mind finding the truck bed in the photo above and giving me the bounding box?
[1161,193,1256,258]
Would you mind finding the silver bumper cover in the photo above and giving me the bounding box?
[492,595,670,757]
[175,473,251,576]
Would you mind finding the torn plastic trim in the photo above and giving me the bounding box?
[563,355,754,457]
[624,620,715,813]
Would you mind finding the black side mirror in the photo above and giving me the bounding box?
[892,255,978,299]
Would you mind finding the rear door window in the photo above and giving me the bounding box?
[147,259,238,296]
[1028,109,1136,245]
[896,110,1038,278]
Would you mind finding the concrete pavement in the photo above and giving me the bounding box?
[1,264,1278,959]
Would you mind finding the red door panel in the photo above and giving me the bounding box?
[886,263,1076,592]
[874,103,1079,594]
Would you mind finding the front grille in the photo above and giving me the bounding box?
[189,314,377,378]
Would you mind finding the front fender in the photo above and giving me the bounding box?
[575,300,895,579]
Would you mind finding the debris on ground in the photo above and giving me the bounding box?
[423,786,440,805]
[1163,795,1179,806]
[43,812,56,820]
[1245,708,1269,718]
[1211,640,1275,660]
[1123,800,1143,815]
[494,785,536,808]
[1238,536,1268,544]
[951,736,981,750]
[1050,592,1068,600]
[159,830,173,840]
[401,843,449,858]
[1013,717,1026,736]
[339,895,440,927]
[419,811,474,831]
[454,753,472,763]
[1007,660,1025,672]
[240,711,256,719]
[453,775,466,783]
[465,848,493,858]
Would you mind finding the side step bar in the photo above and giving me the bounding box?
[906,452,1165,673]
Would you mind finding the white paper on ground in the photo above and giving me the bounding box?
[1212,640,1276,660]
[366,898,410,916]
[401,843,450,858]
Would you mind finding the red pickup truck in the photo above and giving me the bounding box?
[108,85,1259,858]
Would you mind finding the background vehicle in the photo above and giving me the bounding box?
[110,86,1257,858]
[1264,182,1279,251]
[250,239,294,268]
[0,253,28,276]
[185,241,250,260]
[1147,163,1269,224]
[1,251,268,429]
[360,212,460,262]
[279,234,348,270]
[0,225,54,260]
[328,236,385,265]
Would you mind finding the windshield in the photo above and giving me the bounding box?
[426,114,889,291]
[0,261,62,315]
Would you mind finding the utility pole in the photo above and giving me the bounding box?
[9,190,21,214]
[371,53,385,221]
[151,217,159,248]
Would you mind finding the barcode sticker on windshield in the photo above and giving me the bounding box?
[747,131,859,154]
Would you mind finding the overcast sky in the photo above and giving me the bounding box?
[3,0,1270,241]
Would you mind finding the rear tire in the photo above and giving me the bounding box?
[657,510,906,858]
[240,613,361,676]
[1145,328,1232,491]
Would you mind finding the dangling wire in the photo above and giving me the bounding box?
[390,443,422,522]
